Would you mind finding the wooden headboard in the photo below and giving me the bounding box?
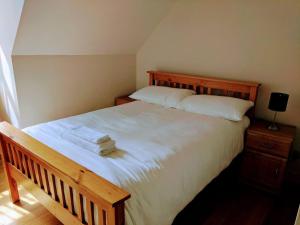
[147,71,261,116]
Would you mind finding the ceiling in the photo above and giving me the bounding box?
[13,0,176,55]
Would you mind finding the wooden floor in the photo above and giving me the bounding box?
[0,159,62,225]
[1,158,299,225]
[173,158,300,225]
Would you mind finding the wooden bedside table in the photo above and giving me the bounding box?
[115,95,135,106]
[240,119,296,192]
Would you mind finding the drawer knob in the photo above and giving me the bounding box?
[274,168,279,177]
[260,142,274,149]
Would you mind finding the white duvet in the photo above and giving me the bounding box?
[24,101,249,225]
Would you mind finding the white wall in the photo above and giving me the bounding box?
[0,0,24,126]
[137,0,300,151]
[11,0,175,127]
[13,0,175,55]
[13,55,136,128]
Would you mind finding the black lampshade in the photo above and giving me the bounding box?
[268,92,289,112]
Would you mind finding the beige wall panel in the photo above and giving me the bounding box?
[13,55,136,127]
[137,0,300,151]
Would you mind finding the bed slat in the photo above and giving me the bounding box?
[98,207,105,225]
[66,185,75,214]
[76,192,84,223]
[86,199,94,225]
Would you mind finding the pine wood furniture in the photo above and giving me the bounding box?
[0,70,260,225]
[115,96,135,106]
[240,119,296,192]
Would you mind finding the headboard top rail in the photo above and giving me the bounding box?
[147,71,260,103]
[147,70,260,87]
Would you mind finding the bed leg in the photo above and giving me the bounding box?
[0,139,20,203]
[6,173,20,203]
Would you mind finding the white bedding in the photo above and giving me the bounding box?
[24,101,249,225]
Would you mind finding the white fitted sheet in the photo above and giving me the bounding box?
[24,101,249,225]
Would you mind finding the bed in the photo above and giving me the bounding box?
[0,71,260,225]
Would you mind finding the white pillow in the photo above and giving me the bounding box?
[130,86,195,108]
[178,95,254,121]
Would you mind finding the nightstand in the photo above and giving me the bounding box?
[115,95,135,106]
[240,119,296,192]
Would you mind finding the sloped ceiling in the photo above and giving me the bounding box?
[13,0,176,55]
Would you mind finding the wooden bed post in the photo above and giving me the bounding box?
[0,136,20,203]
[147,71,155,86]
[108,202,125,225]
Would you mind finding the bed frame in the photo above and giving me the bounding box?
[0,71,260,225]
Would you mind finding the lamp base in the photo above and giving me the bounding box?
[268,123,279,131]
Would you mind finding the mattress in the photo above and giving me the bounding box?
[24,101,250,225]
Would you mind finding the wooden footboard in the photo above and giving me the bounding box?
[0,122,130,225]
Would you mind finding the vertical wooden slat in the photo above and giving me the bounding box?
[49,173,58,200]
[107,208,116,225]
[193,84,197,92]
[45,169,51,195]
[66,185,74,214]
[30,159,38,184]
[16,150,25,173]
[35,163,43,188]
[86,199,94,225]
[10,144,15,165]
[20,152,28,177]
[97,207,105,225]
[241,92,247,99]
[200,86,204,94]
[21,153,27,176]
[27,157,34,180]
[24,155,31,179]
[40,166,49,194]
[57,179,65,207]
[11,146,19,169]
[207,87,212,95]
[76,191,84,223]
[6,143,13,164]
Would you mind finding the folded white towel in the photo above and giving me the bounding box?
[99,140,116,149]
[99,148,116,156]
[70,126,110,144]
[62,133,116,156]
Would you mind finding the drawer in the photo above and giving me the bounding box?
[240,150,287,190]
[246,133,291,158]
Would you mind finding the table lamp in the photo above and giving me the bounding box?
[268,92,289,131]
